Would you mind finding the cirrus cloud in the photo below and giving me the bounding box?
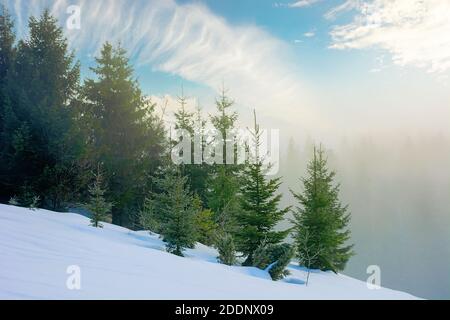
[8,0,322,130]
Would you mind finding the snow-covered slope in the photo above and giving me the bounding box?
[0,204,417,300]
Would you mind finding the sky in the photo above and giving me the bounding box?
[6,0,450,143]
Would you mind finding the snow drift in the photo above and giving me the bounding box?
[0,204,417,299]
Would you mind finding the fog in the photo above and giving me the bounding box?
[277,133,450,299]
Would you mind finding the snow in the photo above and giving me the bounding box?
[0,204,418,300]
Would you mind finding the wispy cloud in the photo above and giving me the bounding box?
[8,0,321,129]
[274,0,322,9]
[288,0,322,8]
[303,31,315,38]
[329,0,450,73]
[324,0,361,20]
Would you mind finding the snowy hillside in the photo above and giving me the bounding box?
[0,204,417,300]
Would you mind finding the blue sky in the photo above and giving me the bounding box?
[6,0,450,140]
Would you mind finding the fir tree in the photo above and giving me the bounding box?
[291,146,354,273]
[149,164,197,256]
[251,240,294,281]
[173,89,210,203]
[139,196,159,234]
[0,4,15,128]
[86,167,112,228]
[236,111,290,265]
[1,10,83,209]
[216,232,237,266]
[207,87,241,233]
[194,204,218,246]
[267,243,294,281]
[209,86,238,166]
[82,42,164,226]
[0,5,15,83]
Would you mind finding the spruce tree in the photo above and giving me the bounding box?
[216,232,237,266]
[86,167,112,228]
[0,5,14,83]
[0,4,15,122]
[236,111,290,265]
[195,209,217,246]
[0,10,83,209]
[139,196,159,234]
[163,169,197,256]
[82,42,164,226]
[173,89,209,203]
[207,88,241,233]
[291,145,354,273]
[148,164,197,256]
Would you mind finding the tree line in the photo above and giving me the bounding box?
[0,8,353,280]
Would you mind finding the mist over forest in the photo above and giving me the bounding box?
[278,133,450,299]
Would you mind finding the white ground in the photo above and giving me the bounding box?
[0,204,417,300]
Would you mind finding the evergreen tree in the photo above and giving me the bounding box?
[86,167,112,228]
[0,6,17,201]
[0,4,15,127]
[267,244,294,281]
[82,42,164,226]
[251,240,294,281]
[216,232,237,266]
[173,89,210,203]
[194,201,218,246]
[291,145,354,273]
[0,10,83,209]
[139,195,159,234]
[147,164,197,256]
[207,88,241,233]
[236,111,290,265]
[210,86,238,166]
[0,5,14,83]
[163,167,197,256]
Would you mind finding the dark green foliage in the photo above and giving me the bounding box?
[173,91,210,205]
[139,196,159,234]
[0,10,84,209]
[207,89,241,233]
[216,232,237,266]
[195,209,217,246]
[148,165,197,256]
[268,244,294,281]
[252,240,273,269]
[207,165,241,232]
[209,88,238,166]
[81,42,164,226]
[86,167,112,228]
[0,5,15,138]
[0,5,15,82]
[291,146,354,273]
[236,111,290,266]
[251,240,294,281]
